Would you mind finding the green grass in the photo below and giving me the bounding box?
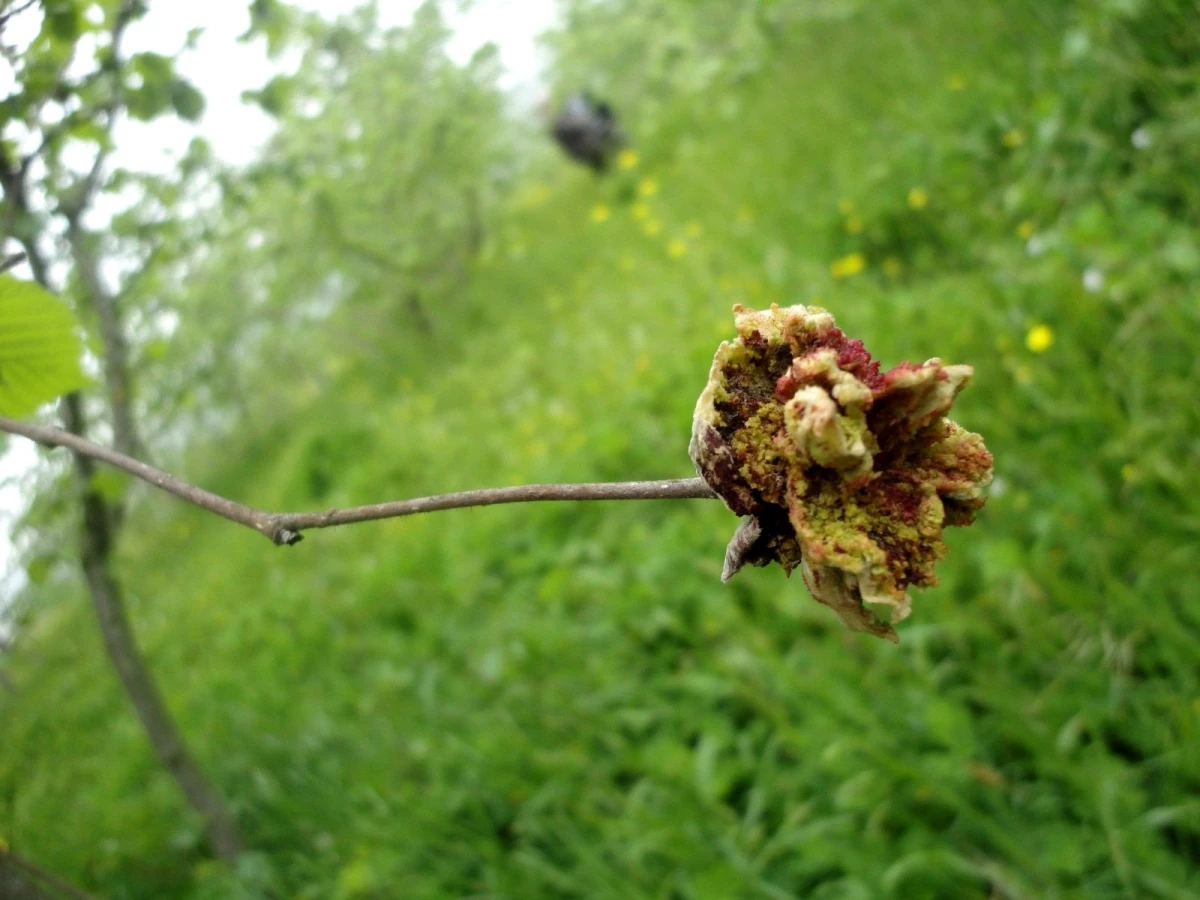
[3,0,1200,897]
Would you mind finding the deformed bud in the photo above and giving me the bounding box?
[690,303,993,642]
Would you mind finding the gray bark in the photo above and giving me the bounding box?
[64,215,143,461]
[61,396,246,864]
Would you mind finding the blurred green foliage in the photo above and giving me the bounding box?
[3,0,1200,897]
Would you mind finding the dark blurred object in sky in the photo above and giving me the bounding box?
[551,93,624,172]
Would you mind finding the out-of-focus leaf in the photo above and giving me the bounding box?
[24,553,55,586]
[66,118,110,147]
[241,75,294,117]
[0,276,84,416]
[169,78,206,122]
[126,51,175,120]
[242,0,294,57]
[247,0,281,31]
[130,50,173,82]
[43,0,83,43]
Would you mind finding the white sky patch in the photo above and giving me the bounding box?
[0,0,556,612]
[120,0,556,171]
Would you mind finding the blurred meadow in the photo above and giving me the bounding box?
[2,0,1200,897]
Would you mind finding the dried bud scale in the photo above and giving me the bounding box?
[690,304,993,642]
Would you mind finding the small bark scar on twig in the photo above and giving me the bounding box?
[259,515,304,546]
[273,528,304,546]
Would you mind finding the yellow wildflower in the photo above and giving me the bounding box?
[616,149,640,170]
[845,214,864,234]
[1002,128,1026,149]
[830,252,866,279]
[638,177,659,198]
[1025,324,1054,353]
[667,238,687,259]
[907,187,929,210]
[882,256,903,278]
[1016,220,1035,240]
[945,73,967,91]
[643,218,662,237]
[737,206,755,224]
[837,197,855,215]
[632,201,652,220]
[1121,463,1137,482]
[590,204,610,223]
[685,220,703,239]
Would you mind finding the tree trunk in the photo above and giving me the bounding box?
[64,216,143,462]
[61,395,245,864]
[0,32,247,870]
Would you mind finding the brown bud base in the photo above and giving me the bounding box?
[690,304,993,642]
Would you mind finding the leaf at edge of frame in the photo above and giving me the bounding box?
[0,275,85,417]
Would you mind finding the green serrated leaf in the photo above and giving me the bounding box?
[0,276,84,416]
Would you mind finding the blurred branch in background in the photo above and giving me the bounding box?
[0,0,245,866]
[0,843,95,900]
[0,415,716,545]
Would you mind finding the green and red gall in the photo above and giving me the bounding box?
[691,303,993,642]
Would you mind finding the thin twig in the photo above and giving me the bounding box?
[54,0,139,214]
[0,415,717,545]
[0,0,37,32]
[0,250,24,272]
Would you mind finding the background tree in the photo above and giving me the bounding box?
[0,0,243,863]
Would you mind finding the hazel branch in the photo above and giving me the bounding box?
[0,415,717,546]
